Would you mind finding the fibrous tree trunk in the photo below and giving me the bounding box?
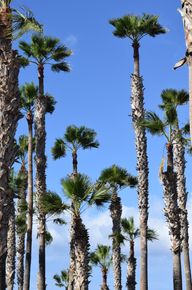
[0,6,20,289]
[173,129,192,290]
[36,64,47,290]
[73,215,90,290]
[131,72,149,290]
[24,113,34,290]
[127,241,136,290]
[6,199,16,290]
[17,164,27,290]
[101,268,109,290]
[110,191,122,290]
[179,0,192,141]
[160,143,182,290]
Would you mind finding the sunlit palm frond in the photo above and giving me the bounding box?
[139,111,166,136]
[51,138,67,160]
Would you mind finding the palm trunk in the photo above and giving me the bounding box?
[173,129,192,290]
[179,0,192,141]
[160,143,182,290]
[101,268,109,290]
[0,6,20,289]
[6,199,16,290]
[17,164,27,290]
[36,64,47,290]
[131,42,149,290]
[127,241,136,290]
[110,191,122,290]
[24,112,34,290]
[73,214,90,290]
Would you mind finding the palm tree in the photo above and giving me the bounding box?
[174,0,192,141]
[0,3,41,287]
[109,14,166,290]
[90,244,112,290]
[19,35,72,290]
[52,125,99,288]
[140,103,186,290]
[158,89,192,290]
[20,82,56,290]
[99,165,137,290]
[62,173,110,290]
[121,217,158,290]
[53,269,69,289]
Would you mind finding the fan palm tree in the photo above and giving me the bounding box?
[158,89,192,290]
[53,269,69,289]
[109,13,166,290]
[121,217,158,290]
[174,0,192,141]
[99,165,137,290]
[90,245,112,290]
[19,35,71,290]
[52,125,99,288]
[61,173,110,290]
[0,3,41,287]
[139,99,188,290]
[20,82,56,290]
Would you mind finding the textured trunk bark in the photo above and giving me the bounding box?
[160,143,182,290]
[127,241,136,290]
[6,199,15,290]
[110,191,122,290]
[173,129,192,290]
[0,6,20,289]
[35,64,47,290]
[179,0,192,140]
[24,112,34,290]
[101,268,109,290]
[131,72,149,290]
[132,42,140,77]
[73,215,90,290]
[17,164,27,290]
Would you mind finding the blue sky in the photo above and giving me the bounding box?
[13,0,192,289]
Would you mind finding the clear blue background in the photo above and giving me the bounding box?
[13,0,192,289]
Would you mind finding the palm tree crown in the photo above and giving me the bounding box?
[19,34,72,72]
[90,244,112,270]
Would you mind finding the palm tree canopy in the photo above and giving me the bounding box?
[90,244,112,270]
[121,217,140,241]
[61,173,110,215]
[20,82,38,112]
[17,135,28,162]
[99,164,137,190]
[51,125,99,160]
[19,34,72,72]
[159,89,189,110]
[109,14,166,43]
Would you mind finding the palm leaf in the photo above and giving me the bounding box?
[139,111,166,136]
[51,138,66,160]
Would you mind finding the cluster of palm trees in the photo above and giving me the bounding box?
[0,0,192,290]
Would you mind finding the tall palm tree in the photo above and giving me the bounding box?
[140,104,186,290]
[53,269,69,289]
[0,3,41,287]
[90,244,112,290]
[109,14,166,290]
[158,89,192,290]
[19,35,72,290]
[52,125,99,288]
[121,217,158,290]
[99,165,137,290]
[174,0,192,141]
[20,82,56,290]
[62,173,110,290]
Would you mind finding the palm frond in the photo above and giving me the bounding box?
[90,244,112,269]
[146,228,158,241]
[51,62,71,72]
[51,138,66,160]
[38,191,67,216]
[20,82,38,111]
[45,94,56,114]
[139,111,166,136]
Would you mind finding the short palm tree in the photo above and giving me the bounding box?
[0,3,41,287]
[53,269,69,289]
[62,173,110,290]
[90,244,112,290]
[139,95,188,290]
[121,217,158,290]
[109,14,166,290]
[19,35,71,290]
[99,165,137,290]
[159,89,191,290]
[52,125,99,288]
[20,82,56,290]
